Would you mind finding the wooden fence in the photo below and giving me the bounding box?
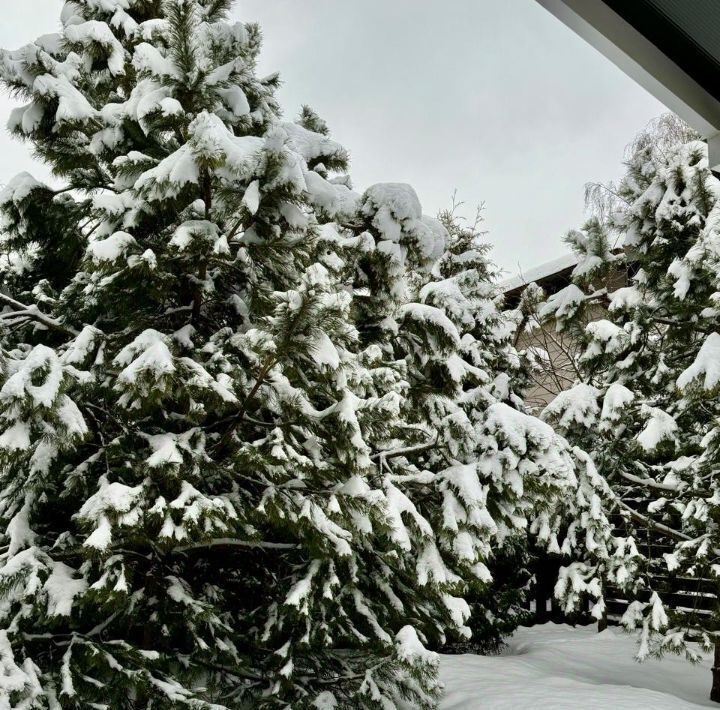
[525,499,717,630]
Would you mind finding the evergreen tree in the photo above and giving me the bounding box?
[539,117,720,702]
[432,202,532,653]
[0,2,603,706]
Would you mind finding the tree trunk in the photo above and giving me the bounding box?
[711,639,720,703]
[534,573,548,624]
[597,586,607,632]
[597,610,608,633]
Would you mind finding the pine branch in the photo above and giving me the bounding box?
[172,538,298,553]
[87,610,120,637]
[193,658,264,682]
[214,355,279,451]
[202,0,233,22]
[0,292,79,337]
[168,0,200,80]
[191,168,213,324]
[617,469,709,497]
[84,403,130,434]
[616,499,691,542]
[371,439,438,462]
[513,312,529,348]
[651,315,712,333]
[214,295,322,449]
[225,212,245,243]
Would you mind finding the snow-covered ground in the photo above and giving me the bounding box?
[440,623,715,709]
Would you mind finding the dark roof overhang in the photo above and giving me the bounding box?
[535,0,720,170]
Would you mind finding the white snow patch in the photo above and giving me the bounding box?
[312,332,340,369]
[87,231,136,263]
[609,286,643,312]
[281,122,346,164]
[43,562,87,616]
[396,625,438,666]
[242,179,260,215]
[539,284,586,322]
[65,20,125,76]
[218,85,250,116]
[440,623,715,709]
[397,303,461,347]
[34,74,97,123]
[304,171,360,221]
[0,172,43,205]
[543,383,600,428]
[601,383,635,422]
[1,345,63,408]
[677,332,720,391]
[114,329,175,385]
[636,406,678,451]
[0,422,31,452]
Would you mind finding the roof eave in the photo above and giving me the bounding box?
[535,0,720,170]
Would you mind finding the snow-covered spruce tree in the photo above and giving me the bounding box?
[539,118,720,701]
[343,184,621,655]
[0,1,611,706]
[430,203,532,653]
[1,3,437,706]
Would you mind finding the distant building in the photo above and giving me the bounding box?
[527,0,720,401]
[501,254,579,307]
[501,255,628,411]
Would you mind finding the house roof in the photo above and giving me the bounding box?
[500,253,579,296]
[605,0,720,103]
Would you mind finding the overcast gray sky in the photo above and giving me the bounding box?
[0,0,666,276]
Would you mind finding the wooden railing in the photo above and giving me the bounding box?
[525,501,718,630]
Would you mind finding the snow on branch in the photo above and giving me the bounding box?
[370,438,438,462]
[616,499,691,543]
[172,538,298,553]
[0,292,79,337]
